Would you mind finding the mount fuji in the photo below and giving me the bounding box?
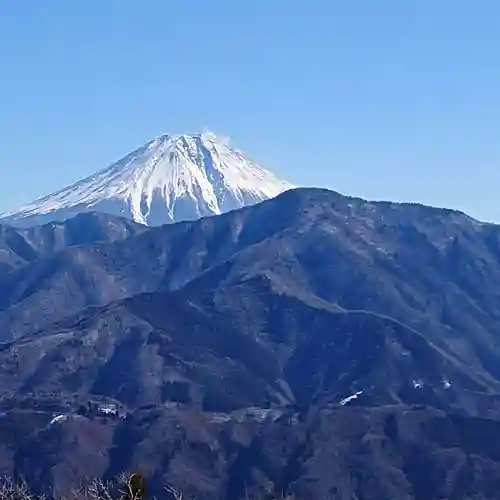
[1,132,294,227]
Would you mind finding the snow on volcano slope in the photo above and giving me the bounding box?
[1,133,295,227]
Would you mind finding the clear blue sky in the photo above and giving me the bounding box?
[1,1,499,221]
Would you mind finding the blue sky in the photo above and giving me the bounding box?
[1,1,499,221]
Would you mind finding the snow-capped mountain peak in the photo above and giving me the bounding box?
[1,132,295,227]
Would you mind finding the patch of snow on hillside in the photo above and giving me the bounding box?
[340,390,363,406]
